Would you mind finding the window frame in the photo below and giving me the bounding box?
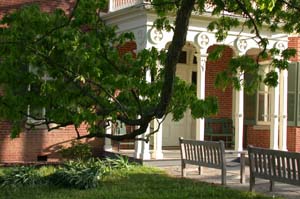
[26,65,51,126]
[256,63,271,125]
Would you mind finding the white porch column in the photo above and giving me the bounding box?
[279,69,288,151]
[270,68,280,150]
[134,134,142,159]
[104,121,113,151]
[196,53,207,141]
[234,71,244,152]
[108,0,113,12]
[141,125,151,160]
[233,38,249,152]
[152,119,163,159]
[139,69,151,160]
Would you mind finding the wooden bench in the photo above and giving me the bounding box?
[205,118,234,147]
[179,137,246,185]
[248,145,300,192]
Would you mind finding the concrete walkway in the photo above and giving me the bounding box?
[159,165,300,199]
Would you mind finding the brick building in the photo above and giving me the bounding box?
[0,0,103,163]
[1,0,300,163]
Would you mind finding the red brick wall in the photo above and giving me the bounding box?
[287,127,300,152]
[206,45,233,118]
[246,126,270,149]
[288,37,300,62]
[246,125,300,152]
[0,0,75,19]
[118,41,137,56]
[0,122,103,163]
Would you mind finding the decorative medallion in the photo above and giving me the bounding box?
[195,32,210,48]
[148,28,164,44]
[274,41,287,52]
[235,38,248,53]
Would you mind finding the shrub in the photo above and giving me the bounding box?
[49,158,109,189]
[0,166,41,187]
[59,140,93,161]
[105,155,132,170]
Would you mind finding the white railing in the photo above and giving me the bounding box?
[109,0,146,12]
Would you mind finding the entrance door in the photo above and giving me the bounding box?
[162,64,197,146]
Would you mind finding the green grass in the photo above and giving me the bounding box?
[0,166,282,199]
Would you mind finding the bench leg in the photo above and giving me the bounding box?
[181,162,186,177]
[198,166,202,175]
[221,169,226,185]
[269,180,274,192]
[249,176,255,192]
[118,141,121,152]
[240,153,245,184]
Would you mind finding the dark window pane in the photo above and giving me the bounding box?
[288,63,297,92]
[288,93,295,122]
[178,51,187,64]
[193,55,197,64]
[244,93,256,121]
[192,71,197,85]
[297,93,300,124]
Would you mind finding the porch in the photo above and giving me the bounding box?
[105,146,244,167]
[102,0,291,161]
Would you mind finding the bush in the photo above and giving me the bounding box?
[59,140,92,161]
[0,166,42,187]
[0,156,134,189]
[49,158,109,189]
[105,155,132,170]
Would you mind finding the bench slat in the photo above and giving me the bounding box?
[287,157,291,180]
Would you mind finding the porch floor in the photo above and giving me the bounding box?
[110,148,242,167]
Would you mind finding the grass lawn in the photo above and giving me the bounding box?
[0,166,281,199]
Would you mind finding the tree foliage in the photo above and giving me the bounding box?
[0,0,298,140]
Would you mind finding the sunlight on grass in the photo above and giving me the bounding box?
[0,165,282,199]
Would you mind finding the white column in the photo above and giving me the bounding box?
[279,69,288,151]
[141,125,151,160]
[270,68,280,150]
[134,134,142,159]
[152,119,163,159]
[138,69,151,160]
[196,53,207,141]
[108,0,114,12]
[104,122,113,151]
[234,71,244,152]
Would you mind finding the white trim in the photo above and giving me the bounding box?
[279,69,288,151]
[104,122,113,151]
[234,70,244,152]
[270,68,280,150]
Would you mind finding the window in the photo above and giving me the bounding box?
[244,72,256,123]
[27,83,46,125]
[191,71,197,85]
[178,44,197,65]
[26,66,51,126]
[178,51,187,64]
[287,63,297,125]
[244,64,271,125]
[256,65,271,124]
[286,62,300,126]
